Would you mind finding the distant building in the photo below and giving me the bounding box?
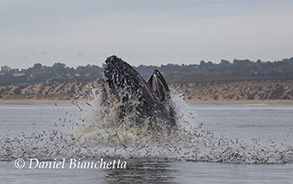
[13,73,25,77]
[1,65,11,72]
[0,72,4,76]
[11,68,19,72]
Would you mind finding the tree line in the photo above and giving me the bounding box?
[1,57,293,85]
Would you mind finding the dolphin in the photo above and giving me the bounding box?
[101,55,176,129]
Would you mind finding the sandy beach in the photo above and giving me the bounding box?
[0,99,72,105]
[1,77,292,105]
[1,99,293,105]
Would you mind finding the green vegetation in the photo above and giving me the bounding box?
[1,57,293,85]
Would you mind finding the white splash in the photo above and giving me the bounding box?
[0,88,293,164]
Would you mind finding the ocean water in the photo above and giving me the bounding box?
[0,103,293,184]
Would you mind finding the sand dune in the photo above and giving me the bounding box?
[169,77,293,104]
[0,77,293,104]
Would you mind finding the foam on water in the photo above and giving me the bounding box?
[0,89,293,164]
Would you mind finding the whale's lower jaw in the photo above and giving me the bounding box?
[101,55,176,128]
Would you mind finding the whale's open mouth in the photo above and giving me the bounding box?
[147,69,170,102]
[101,55,176,128]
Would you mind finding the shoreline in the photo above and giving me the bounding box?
[1,99,292,105]
[186,99,293,105]
[0,99,74,105]
[1,77,292,105]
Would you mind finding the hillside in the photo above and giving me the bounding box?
[1,77,293,104]
[169,77,293,104]
[0,78,100,104]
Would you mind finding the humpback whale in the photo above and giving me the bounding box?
[101,56,176,129]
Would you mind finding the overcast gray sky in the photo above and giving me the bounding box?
[0,0,292,68]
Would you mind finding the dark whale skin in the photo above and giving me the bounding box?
[102,55,176,128]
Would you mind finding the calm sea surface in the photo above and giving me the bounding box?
[0,104,292,184]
